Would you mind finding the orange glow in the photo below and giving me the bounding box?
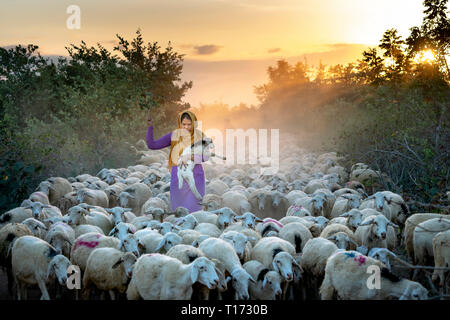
[413,50,437,64]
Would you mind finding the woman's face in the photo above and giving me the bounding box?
[181,118,193,133]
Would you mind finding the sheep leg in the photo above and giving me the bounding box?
[6,266,14,296]
[186,175,202,200]
[126,279,140,300]
[37,278,51,300]
[109,290,116,300]
[281,281,289,300]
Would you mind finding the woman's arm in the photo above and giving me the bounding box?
[146,126,172,150]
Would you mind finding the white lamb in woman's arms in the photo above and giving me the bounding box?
[177,137,226,202]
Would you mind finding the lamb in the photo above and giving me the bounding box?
[212,207,238,229]
[70,232,139,271]
[66,205,113,235]
[35,177,73,206]
[243,260,283,300]
[82,248,137,300]
[320,250,429,300]
[118,182,153,216]
[413,217,450,266]
[76,188,109,208]
[199,237,256,300]
[404,213,448,262]
[234,212,263,229]
[11,235,72,300]
[177,137,215,201]
[0,223,33,295]
[250,237,300,283]
[354,215,398,251]
[278,222,313,254]
[431,229,450,288]
[126,254,219,300]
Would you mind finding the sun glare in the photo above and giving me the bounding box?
[413,49,437,64]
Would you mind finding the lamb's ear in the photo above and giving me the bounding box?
[190,264,199,283]
[154,238,165,253]
[358,220,373,227]
[46,260,55,279]
[137,240,146,250]
[248,275,256,284]
[112,257,123,269]
[262,277,267,288]
[108,227,117,236]
[340,212,350,217]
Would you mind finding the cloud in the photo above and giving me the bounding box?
[268,47,281,53]
[193,44,223,55]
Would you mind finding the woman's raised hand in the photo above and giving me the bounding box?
[146,109,153,126]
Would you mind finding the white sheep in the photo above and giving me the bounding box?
[330,194,361,219]
[105,207,137,225]
[35,177,73,206]
[359,191,392,221]
[138,231,182,254]
[70,232,139,271]
[76,188,109,208]
[234,212,264,229]
[320,250,429,300]
[22,218,48,239]
[194,223,222,238]
[82,247,137,300]
[404,213,448,262]
[175,214,199,230]
[0,206,33,228]
[45,222,76,257]
[339,208,363,231]
[11,235,72,300]
[221,191,252,215]
[413,217,450,266]
[354,215,398,251]
[219,230,255,263]
[21,200,62,221]
[118,182,152,216]
[250,237,299,283]
[278,222,312,254]
[199,237,256,300]
[243,260,283,300]
[67,205,113,235]
[126,253,219,299]
[431,229,450,288]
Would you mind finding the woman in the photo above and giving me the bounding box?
[145,109,210,213]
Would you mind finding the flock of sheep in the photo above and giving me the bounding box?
[0,133,449,300]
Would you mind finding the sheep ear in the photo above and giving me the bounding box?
[225,276,232,284]
[262,277,267,288]
[388,221,399,229]
[255,217,264,222]
[155,239,165,252]
[105,208,113,213]
[112,258,123,269]
[46,261,55,279]
[108,228,117,236]
[358,220,373,226]
[124,208,132,212]
[248,275,256,284]
[190,264,199,283]
[340,212,350,217]
[138,240,146,250]
[327,235,336,241]
[235,215,244,220]
[247,236,257,242]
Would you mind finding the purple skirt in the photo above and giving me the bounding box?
[170,164,205,213]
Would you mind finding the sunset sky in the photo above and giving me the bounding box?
[1,0,426,106]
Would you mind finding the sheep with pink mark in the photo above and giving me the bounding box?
[126,253,220,300]
[44,221,76,258]
[70,232,140,272]
[256,218,284,237]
